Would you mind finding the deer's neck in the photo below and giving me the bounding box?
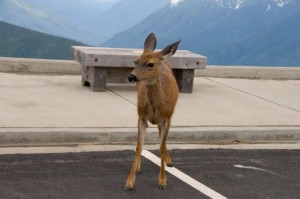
[145,75,164,106]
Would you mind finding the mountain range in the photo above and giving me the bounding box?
[103,0,300,66]
[0,0,168,45]
[0,0,299,66]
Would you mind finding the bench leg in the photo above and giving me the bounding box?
[89,67,107,92]
[81,66,107,91]
[82,77,90,87]
[174,69,194,93]
[81,65,90,87]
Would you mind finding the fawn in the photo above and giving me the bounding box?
[126,33,181,190]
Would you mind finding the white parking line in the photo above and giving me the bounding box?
[141,150,228,199]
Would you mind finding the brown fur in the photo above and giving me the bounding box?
[125,33,181,190]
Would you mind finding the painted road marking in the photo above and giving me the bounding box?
[141,150,228,199]
[234,164,294,181]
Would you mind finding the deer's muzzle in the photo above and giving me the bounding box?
[128,74,138,83]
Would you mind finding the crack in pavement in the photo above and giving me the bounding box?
[205,77,300,113]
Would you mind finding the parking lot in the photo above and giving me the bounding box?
[0,145,299,199]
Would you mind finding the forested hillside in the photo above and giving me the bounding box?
[0,21,83,60]
[0,0,167,45]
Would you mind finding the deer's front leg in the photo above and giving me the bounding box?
[125,118,147,191]
[158,119,171,190]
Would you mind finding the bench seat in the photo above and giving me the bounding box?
[72,46,207,93]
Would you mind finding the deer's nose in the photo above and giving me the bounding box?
[128,74,138,82]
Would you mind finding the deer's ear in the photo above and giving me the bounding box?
[160,39,182,59]
[144,33,157,52]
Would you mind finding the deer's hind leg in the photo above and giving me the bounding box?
[125,117,147,191]
[158,119,171,190]
[158,122,173,167]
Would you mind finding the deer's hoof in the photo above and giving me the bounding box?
[124,186,134,191]
[159,184,167,190]
[135,170,142,175]
[158,179,167,190]
[124,181,134,191]
[166,163,174,167]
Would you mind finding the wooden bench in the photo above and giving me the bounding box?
[72,46,207,93]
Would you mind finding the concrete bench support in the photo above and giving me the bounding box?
[72,46,207,93]
[174,69,195,93]
[82,66,107,92]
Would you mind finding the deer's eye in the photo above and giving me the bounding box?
[147,63,154,68]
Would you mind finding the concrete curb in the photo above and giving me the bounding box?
[1,127,299,147]
[196,65,300,80]
[0,57,80,75]
[1,57,300,79]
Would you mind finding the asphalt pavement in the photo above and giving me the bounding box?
[0,147,299,199]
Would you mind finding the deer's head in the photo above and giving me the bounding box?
[128,33,181,83]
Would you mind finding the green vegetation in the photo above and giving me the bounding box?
[0,21,84,60]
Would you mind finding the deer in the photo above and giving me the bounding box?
[125,33,181,191]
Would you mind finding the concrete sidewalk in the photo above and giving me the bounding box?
[0,72,299,146]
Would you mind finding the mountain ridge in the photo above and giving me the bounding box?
[0,20,83,60]
[0,0,169,45]
[102,0,300,66]
[1,0,299,66]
